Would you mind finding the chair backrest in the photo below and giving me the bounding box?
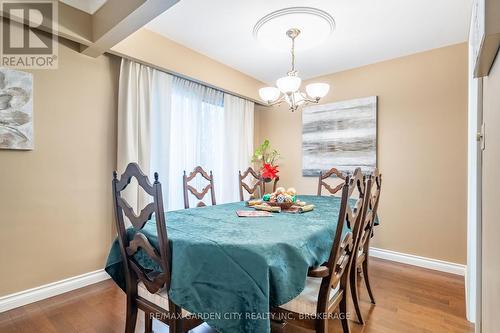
[317,168,347,195]
[183,166,216,209]
[356,169,382,256]
[317,168,368,308]
[112,163,171,294]
[239,167,264,201]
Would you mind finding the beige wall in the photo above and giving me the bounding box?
[111,28,265,101]
[256,43,468,264]
[0,39,120,296]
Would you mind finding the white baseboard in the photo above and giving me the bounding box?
[370,247,466,276]
[0,269,110,313]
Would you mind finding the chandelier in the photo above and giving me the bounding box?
[258,28,330,112]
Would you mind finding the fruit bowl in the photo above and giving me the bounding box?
[262,187,297,210]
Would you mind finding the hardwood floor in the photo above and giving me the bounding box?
[0,258,474,333]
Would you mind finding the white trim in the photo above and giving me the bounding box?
[370,247,466,276]
[0,269,110,313]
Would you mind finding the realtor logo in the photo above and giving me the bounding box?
[1,0,58,69]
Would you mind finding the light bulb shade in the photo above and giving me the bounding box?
[258,87,281,102]
[306,82,330,99]
[276,75,302,93]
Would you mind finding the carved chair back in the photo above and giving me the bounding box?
[112,163,171,295]
[239,167,264,201]
[317,168,347,196]
[356,169,382,257]
[183,166,216,209]
[316,168,368,312]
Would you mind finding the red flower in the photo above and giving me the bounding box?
[261,163,279,180]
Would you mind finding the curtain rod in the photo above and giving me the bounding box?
[107,50,268,107]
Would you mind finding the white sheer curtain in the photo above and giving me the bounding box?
[117,59,254,211]
[117,60,173,211]
[220,94,255,203]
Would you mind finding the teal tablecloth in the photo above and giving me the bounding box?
[105,195,370,333]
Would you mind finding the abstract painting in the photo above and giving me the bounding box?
[0,68,33,150]
[302,96,377,176]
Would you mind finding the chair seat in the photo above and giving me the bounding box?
[280,277,340,314]
[137,282,191,317]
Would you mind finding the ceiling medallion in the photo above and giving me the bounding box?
[253,7,335,51]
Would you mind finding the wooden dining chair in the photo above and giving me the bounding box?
[271,168,369,333]
[317,168,347,195]
[183,166,216,209]
[112,163,202,333]
[239,167,264,201]
[349,169,382,325]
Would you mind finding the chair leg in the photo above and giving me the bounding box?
[339,295,350,333]
[270,319,286,333]
[350,265,364,325]
[168,319,176,333]
[362,259,376,304]
[125,297,138,333]
[145,312,153,333]
[316,318,328,333]
[173,319,183,333]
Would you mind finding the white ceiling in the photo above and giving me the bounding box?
[146,0,473,84]
[60,0,107,14]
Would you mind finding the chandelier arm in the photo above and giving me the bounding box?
[303,96,321,104]
[265,95,286,106]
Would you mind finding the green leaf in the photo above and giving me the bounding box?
[252,139,280,165]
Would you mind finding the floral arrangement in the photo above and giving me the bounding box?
[252,139,280,181]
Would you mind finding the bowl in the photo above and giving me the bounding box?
[267,201,294,209]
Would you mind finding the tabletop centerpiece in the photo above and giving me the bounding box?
[247,187,315,214]
[244,140,315,214]
[263,187,297,209]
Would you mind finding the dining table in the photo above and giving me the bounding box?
[105,195,378,333]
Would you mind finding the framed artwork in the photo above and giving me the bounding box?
[0,68,33,150]
[302,96,377,176]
